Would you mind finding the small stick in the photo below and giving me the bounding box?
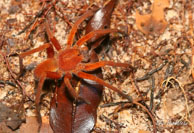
[150,76,155,111]
[0,51,27,101]
[136,60,167,81]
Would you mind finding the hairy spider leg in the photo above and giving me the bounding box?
[46,43,55,58]
[76,71,132,102]
[67,10,94,47]
[45,11,117,50]
[18,43,54,78]
[44,8,94,50]
[63,73,90,104]
[35,70,61,124]
[35,71,62,106]
[45,21,62,50]
[75,29,118,47]
[72,28,133,101]
[83,61,129,71]
[82,61,133,101]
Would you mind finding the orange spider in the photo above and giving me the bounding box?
[18,11,132,112]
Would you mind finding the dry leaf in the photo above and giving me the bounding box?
[19,116,53,133]
[136,0,169,35]
[40,116,53,133]
[188,10,194,80]
[0,122,14,133]
[138,129,151,133]
[0,103,23,131]
[19,117,39,133]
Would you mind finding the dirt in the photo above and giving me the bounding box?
[0,0,194,133]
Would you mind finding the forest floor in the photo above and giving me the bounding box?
[0,0,194,133]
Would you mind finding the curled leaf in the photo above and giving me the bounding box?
[86,0,118,49]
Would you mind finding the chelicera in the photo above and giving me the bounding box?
[18,11,132,115]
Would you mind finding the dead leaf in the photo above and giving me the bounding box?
[0,122,14,133]
[40,116,53,133]
[187,10,194,80]
[138,129,151,133]
[86,0,117,49]
[19,117,39,133]
[136,0,169,35]
[20,116,52,133]
[0,103,23,131]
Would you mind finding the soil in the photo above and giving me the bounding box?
[0,0,194,133]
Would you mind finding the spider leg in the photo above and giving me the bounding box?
[35,74,46,125]
[46,43,55,58]
[67,11,94,47]
[82,61,133,71]
[63,73,90,104]
[19,43,51,58]
[35,71,61,124]
[18,43,52,78]
[76,71,132,102]
[45,21,62,51]
[76,29,118,47]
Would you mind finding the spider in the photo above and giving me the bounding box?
[18,10,132,114]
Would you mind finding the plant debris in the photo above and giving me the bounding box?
[0,0,194,132]
[0,103,24,131]
[135,0,169,35]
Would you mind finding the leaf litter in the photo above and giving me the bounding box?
[0,0,194,133]
[135,0,169,35]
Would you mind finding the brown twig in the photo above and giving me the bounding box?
[136,60,167,82]
[107,97,157,132]
[53,2,73,28]
[133,101,157,133]
[0,50,26,100]
[150,76,155,111]
[99,114,125,130]
[0,80,17,87]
